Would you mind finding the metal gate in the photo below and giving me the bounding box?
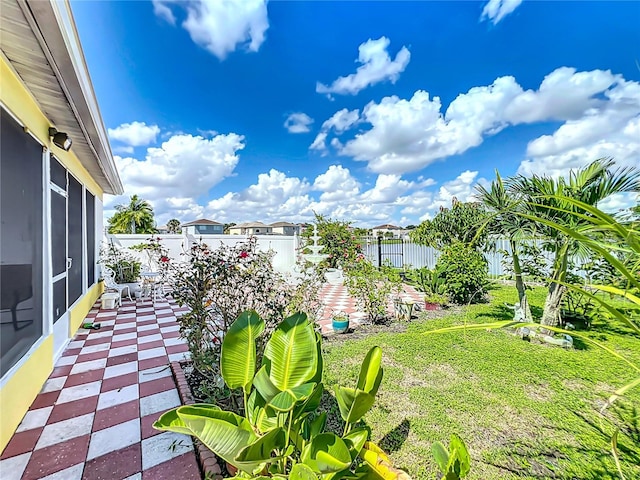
[377,236,404,268]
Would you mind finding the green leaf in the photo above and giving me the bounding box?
[235,427,286,465]
[177,406,258,473]
[289,463,318,480]
[268,383,317,412]
[253,365,281,403]
[263,312,318,391]
[431,441,449,473]
[153,403,220,436]
[221,311,265,393]
[447,434,470,478]
[343,427,370,461]
[335,385,376,424]
[301,433,352,473]
[356,346,383,395]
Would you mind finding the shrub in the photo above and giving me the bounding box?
[302,213,362,269]
[436,242,488,304]
[344,259,391,323]
[170,238,290,401]
[99,241,141,283]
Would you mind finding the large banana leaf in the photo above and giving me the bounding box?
[269,382,317,412]
[235,427,286,465]
[343,427,370,461]
[361,442,413,479]
[263,312,318,391]
[247,389,278,432]
[301,433,352,474]
[176,406,259,472]
[357,346,383,395]
[153,403,220,436]
[289,463,318,480]
[335,385,376,424]
[253,365,281,404]
[221,310,265,393]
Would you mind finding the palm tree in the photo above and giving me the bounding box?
[107,195,156,234]
[476,172,535,322]
[167,218,181,234]
[509,158,640,327]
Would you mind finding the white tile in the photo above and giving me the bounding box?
[137,314,156,322]
[88,330,113,340]
[137,307,155,314]
[136,324,157,332]
[113,322,136,331]
[104,361,138,379]
[0,452,31,480]
[35,413,94,450]
[155,309,173,315]
[156,316,176,325]
[139,389,180,417]
[40,463,84,480]
[55,355,77,366]
[122,474,142,480]
[79,343,110,355]
[97,384,139,410]
[138,333,162,344]
[97,319,115,327]
[70,358,107,375]
[139,366,172,383]
[138,347,166,361]
[67,340,85,349]
[108,344,138,358]
[141,431,193,470]
[57,381,102,404]
[16,406,53,432]
[41,376,67,393]
[163,337,185,347]
[112,332,138,343]
[169,352,190,362]
[87,418,141,460]
[116,312,136,319]
[97,311,117,318]
[160,325,179,334]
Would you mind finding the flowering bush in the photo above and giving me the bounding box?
[344,259,392,324]
[301,214,363,269]
[170,237,291,401]
[99,241,141,283]
[131,236,171,278]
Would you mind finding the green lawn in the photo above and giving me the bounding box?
[322,284,640,479]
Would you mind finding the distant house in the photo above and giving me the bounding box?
[228,222,272,235]
[270,222,301,236]
[372,224,407,238]
[182,219,224,235]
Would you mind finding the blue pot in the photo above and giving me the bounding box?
[332,317,349,334]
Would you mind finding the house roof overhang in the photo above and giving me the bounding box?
[0,0,123,195]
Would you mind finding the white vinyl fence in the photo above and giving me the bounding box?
[105,233,300,273]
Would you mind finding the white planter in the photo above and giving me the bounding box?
[324,268,344,285]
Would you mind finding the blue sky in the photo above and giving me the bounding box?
[71,0,640,227]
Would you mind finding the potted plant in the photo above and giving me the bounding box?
[331,310,349,333]
[154,311,411,478]
[406,267,448,310]
[424,292,449,311]
[100,242,142,296]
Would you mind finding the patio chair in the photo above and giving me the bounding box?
[102,266,132,307]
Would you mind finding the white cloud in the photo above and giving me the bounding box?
[113,145,134,154]
[309,132,327,151]
[320,67,638,177]
[312,165,360,202]
[316,37,410,96]
[284,112,314,133]
[481,0,523,25]
[310,109,360,152]
[154,0,269,60]
[108,122,161,146]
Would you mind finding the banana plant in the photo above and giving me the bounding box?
[154,310,412,479]
[431,434,471,479]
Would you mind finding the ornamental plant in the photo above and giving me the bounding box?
[131,236,171,277]
[170,238,291,400]
[344,259,392,324]
[154,311,411,479]
[99,241,141,283]
[435,243,488,304]
[302,214,363,269]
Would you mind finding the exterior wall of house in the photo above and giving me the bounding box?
[0,56,105,450]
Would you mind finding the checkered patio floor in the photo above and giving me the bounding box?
[0,297,198,480]
[0,282,424,479]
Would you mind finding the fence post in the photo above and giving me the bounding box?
[377,236,382,268]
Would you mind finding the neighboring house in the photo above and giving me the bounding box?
[228,222,272,235]
[0,0,123,450]
[156,225,169,234]
[371,224,408,238]
[182,219,224,235]
[270,222,301,236]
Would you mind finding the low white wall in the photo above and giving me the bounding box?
[105,233,300,273]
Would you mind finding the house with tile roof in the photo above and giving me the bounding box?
[228,222,272,235]
[181,218,224,235]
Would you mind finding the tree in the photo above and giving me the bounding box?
[509,158,640,327]
[476,172,535,322]
[224,222,236,234]
[167,218,181,234]
[302,213,362,269]
[410,198,489,250]
[107,195,156,234]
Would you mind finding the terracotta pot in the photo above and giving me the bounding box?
[424,302,441,311]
